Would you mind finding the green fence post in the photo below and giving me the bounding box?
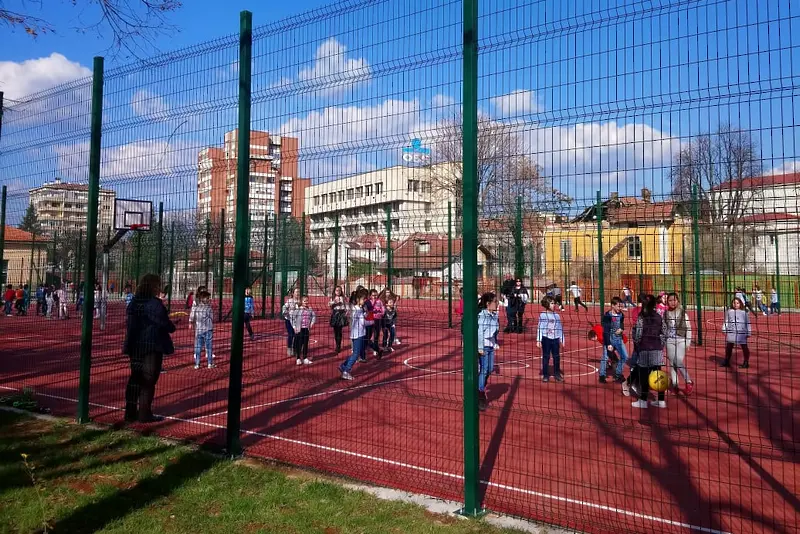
[280,215,288,310]
[28,232,36,289]
[226,9,252,458]
[448,201,453,328]
[514,195,524,278]
[204,217,211,289]
[270,213,279,318]
[218,209,225,322]
[74,230,83,290]
[156,201,164,277]
[134,231,142,285]
[77,56,104,424]
[167,221,175,312]
[183,244,189,298]
[681,234,687,306]
[529,243,535,286]
[384,206,392,291]
[261,211,269,318]
[0,186,6,285]
[459,0,481,517]
[774,234,780,301]
[691,185,703,346]
[120,240,126,290]
[596,191,605,323]
[300,212,306,295]
[333,212,340,292]
[0,91,4,141]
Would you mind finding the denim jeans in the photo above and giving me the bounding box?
[600,336,628,377]
[541,337,561,378]
[341,336,366,374]
[194,330,213,366]
[4,301,11,315]
[478,346,495,392]
[382,325,396,348]
[285,319,295,349]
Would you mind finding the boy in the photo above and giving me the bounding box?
[599,297,628,383]
[382,299,398,352]
[124,285,134,307]
[290,296,316,365]
[189,290,214,369]
[771,287,780,315]
[569,281,588,312]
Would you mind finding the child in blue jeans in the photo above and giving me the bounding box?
[189,290,214,369]
[339,288,373,380]
[536,296,564,382]
[600,297,628,383]
[477,292,500,411]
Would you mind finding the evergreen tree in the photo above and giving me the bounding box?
[19,204,42,235]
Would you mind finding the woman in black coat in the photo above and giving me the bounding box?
[123,274,176,423]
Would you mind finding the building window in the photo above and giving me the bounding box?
[338,191,345,202]
[425,220,431,231]
[314,196,320,207]
[627,236,642,259]
[418,241,430,253]
[375,182,383,195]
[347,189,354,200]
[560,240,572,262]
[356,186,363,197]
[365,185,372,196]
[408,180,419,193]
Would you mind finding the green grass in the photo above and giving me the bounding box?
[0,410,525,534]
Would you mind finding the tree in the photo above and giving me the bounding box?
[1,1,181,56]
[19,204,41,235]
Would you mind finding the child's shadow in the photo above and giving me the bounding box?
[487,383,511,402]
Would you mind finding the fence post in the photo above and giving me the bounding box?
[120,241,126,291]
[0,186,5,285]
[204,217,211,289]
[156,201,164,277]
[385,206,392,291]
[448,201,453,328]
[459,0,481,517]
[28,231,36,288]
[134,231,142,285]
[218,209,225,322]
[774,234,780,299]
[270,213,279,318]
[77,56,104,424]
[681,233,687,306]
[261,211,269,318]
[514,195,524,278]
[280,215,288,309]
[596,191,605,323]
[226,9,252,458]
[183,244,189,298]
[691,185,703,346]
[0,91,4,141]
[299,212,306,295]
[333,212,340,292]
[75,230,83,290]
[167,221,175,312]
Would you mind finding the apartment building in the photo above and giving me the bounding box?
[305,163,457,245]
[29,178,116,236]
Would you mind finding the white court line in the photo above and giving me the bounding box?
[192,367,459,420]
[0,382,730,534]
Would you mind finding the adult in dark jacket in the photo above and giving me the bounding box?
[123,274,176,423]
[500,275,516,333]
[508,278,529,333]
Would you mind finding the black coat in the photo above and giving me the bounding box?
[123,296,176,357]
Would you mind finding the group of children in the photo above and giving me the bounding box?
[735,285,780,316]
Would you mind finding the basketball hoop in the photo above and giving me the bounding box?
[129,223,149,232]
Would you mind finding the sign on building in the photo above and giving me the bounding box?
[402,138,431,165]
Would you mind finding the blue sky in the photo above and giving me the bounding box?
[2,0,800,222]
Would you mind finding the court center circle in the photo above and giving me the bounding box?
[403,354,597,378]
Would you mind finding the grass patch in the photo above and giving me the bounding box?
[0,410,525,534]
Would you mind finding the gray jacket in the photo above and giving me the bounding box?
[290,307,316,332]
[190,302,213,334]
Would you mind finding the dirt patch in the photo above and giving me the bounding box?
[66,480,96,495]
[6,419,54,440]
[88,474,135,490]
[423,510,458,525]
[324,528,342,534]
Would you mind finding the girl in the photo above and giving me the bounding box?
[282,287,301,358]
[662,293,694,395]
[477,292,500,411]
[632,294,666,408]
[656,292,668,316]
[368,289,385,359]
[456,287,464,334]
[752,285,768,316]
[45,286,54,319]
[244,287,255,341]
[721,297,751,368]
[185,290,194,310]
[536,296,564,382]
[290,296,316,365]
[189,290,214,369]
[771,287,780,315]
[382,299,398,352]
[329,286,348,354]
[339,288,373,380]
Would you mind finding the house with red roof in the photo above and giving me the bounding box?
[0,226,50,286]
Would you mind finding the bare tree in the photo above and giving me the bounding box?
[1,1,181,56]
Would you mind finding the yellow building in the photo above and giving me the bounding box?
[1,226,50,286]
[543,194,692,291]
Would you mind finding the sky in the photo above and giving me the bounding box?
[1,0,800,222]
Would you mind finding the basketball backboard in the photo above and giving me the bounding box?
[114,198,153,231]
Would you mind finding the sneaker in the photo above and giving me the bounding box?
[394,339,401,345]
[194,364,200,370]
[373,351,378,357]
[341,372,354,380]
[739,361,749,369]
[493,365,500,375]
[599,375,607,384]
[303,358,311,365]
[296,358,302,365]
[542,376,549,383]
[621,381,630,397]
[287,348,293,357]
[478,392,488,411]
[650,400,667,409]
[631,400,648,409]
[358,357,367,363]
[554,374,564,383]
[685,382,694,396]
[208,363,216,369]
[614,375,625,384]
[720,361,730,368]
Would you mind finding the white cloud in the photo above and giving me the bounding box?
[55,139,195,181]
[295,38,371,96]
[0,53,91,101]
[431,94,456,108]
[491,89,540,116]
[766,161,800,176]
[131,90,168,120]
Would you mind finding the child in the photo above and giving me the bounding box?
[282,288,301,358]
[477,292,500,411]
[35,284,45,316]
[536,296,564,382]
[622,293,647,397]
[185,290,194,310]
[622,286,633,307]
[382,299,398,352]
[721,297,751,368]
[569,281,588,312]
[45,286,54,319]
[663,293,694,395]
[631,294,666,409]
[600,297,628,384]
[368,289,385,359]
[771,287,780,315]
[189,290,214,369]
[339,288,373,380]
[124,285,134,307]
[4,284,15,316]
[290,296,316,365]
[656,292,668,316]
[244,287,255,341]
[752,285,768,316]
[56,285,69,319]
[329,285,348,354]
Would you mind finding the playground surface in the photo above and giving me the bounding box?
[1,297,798,534]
